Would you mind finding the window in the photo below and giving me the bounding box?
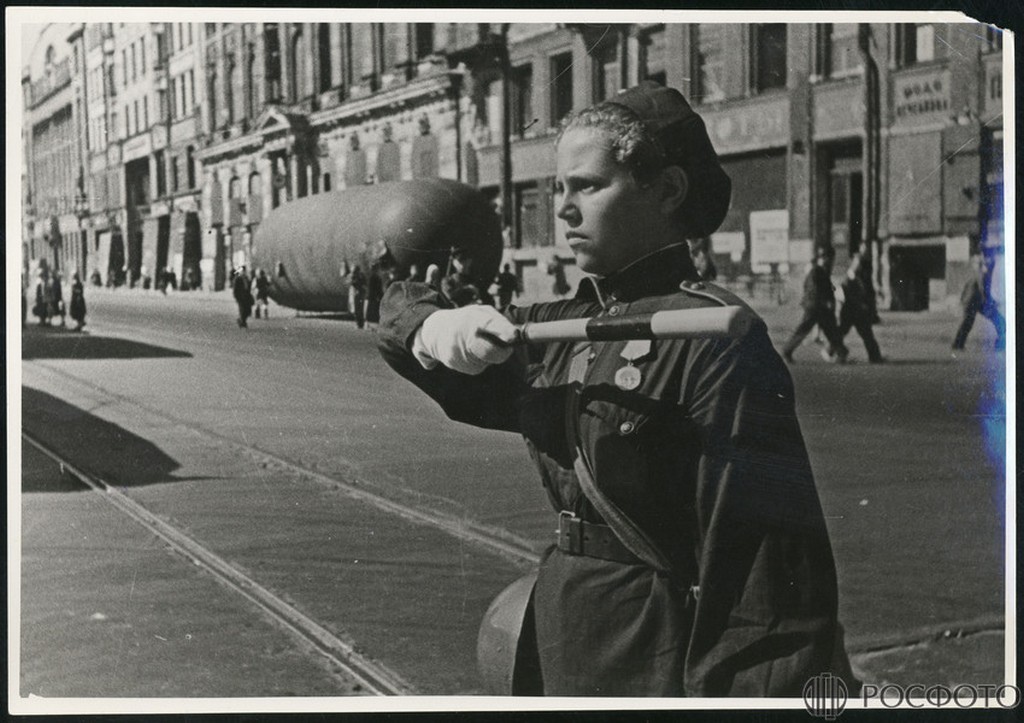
[171,156,180,192]
[131,42,137,81]
[246,45,258,116]
[592,40,619,102]
[206,23,216,37]
[318,24,332,92]
[265,24,282,100]
[414,24,434,59]
[511,63,533,136]
[187,70,195,114]
[124,103,130,135]
[751,24,787,92]
[140,38,146,74]
[133,99,139,134]
[639,27,666,86]
[693,24,727,103]
[143,95,148,128]
[984,26,1002,53]
[155,150,166,196]
[550,52,573,127]
[288,27,305,101]
[186,23,193,46]
[896,24,936,66]
[350,24,375,84]
[817,24,862,79]
[122,49,128,86]
[186,146,195,188]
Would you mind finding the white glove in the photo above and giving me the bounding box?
[412,305,517,375]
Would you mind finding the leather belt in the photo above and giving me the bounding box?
[556,511,641,565]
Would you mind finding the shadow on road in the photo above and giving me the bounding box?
[21,327,192,361]
[22,387,185,491]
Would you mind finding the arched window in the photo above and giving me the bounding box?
[45,45,56,76]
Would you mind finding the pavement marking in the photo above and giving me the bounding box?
[22,430,417,697]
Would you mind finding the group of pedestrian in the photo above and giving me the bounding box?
[230,266,271,328]
[781,245,883,364]
[29,268,87,331]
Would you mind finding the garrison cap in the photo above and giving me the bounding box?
[606,80,732,238]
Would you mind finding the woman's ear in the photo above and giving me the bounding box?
[659,165,688,215]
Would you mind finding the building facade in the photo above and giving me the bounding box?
[22,20,1005,308]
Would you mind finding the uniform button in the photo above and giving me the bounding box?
[619,421,635,435]
[608,305,621,316]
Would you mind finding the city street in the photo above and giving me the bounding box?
[15,286,1009,703]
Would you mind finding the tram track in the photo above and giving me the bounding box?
[26,359,544,570]
[22,429,417,696]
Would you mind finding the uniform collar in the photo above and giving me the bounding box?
[574,242,699,307]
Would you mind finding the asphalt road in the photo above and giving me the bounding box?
[16,286,1009,701]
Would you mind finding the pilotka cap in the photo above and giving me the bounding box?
[605,80,732,238]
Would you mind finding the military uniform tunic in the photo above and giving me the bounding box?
[378,243,845,696]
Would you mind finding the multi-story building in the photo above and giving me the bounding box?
[23,19,1005,309]
[22,23,82,281]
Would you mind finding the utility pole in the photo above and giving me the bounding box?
[858,23,882,315]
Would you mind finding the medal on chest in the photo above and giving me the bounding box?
[614,339,651,391]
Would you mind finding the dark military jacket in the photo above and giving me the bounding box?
[378,243,846,697]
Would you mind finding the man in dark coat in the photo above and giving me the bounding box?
[781,246,848,363]
[837,251,883,363]
[232,265,254,328]
[378,82,854,697]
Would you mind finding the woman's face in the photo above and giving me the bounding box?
[554,128,664,277]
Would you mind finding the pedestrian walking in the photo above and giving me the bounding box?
[837,252,883,363]
[495,263,520,311]
[347,265,367,329]
[378,81,856,697]
[424,263,442,290]
[442,251,489,307]
[952,253,1005,351]
[687,237,718,281]
[232,265,254,328]
[781,246,848,363]
[69,272,87,331]
[49,271,66,328]
[33,271,50,326]
[547,256,571,298]
[253,268,271,319]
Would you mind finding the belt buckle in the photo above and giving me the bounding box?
[559,510,583,555]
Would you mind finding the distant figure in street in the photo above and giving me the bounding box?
[688,237,718,281]
[837,252,883,363]
[89,268,102,287]
[952,253,1005,351]
[495,263,520,311]
[165,267,178,291]
[547,256,571,298]
[183,267,197,291]
[33,271,50,326]
[232,265,254,328]
[253,268,271,319]
[781,245,848,363]
[347,265,367,329]
[49,272,66,327]
[69,272,87,331]
[424,263,442,290]
[442,251,490,307]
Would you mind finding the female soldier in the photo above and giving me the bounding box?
[378,82,854,697]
